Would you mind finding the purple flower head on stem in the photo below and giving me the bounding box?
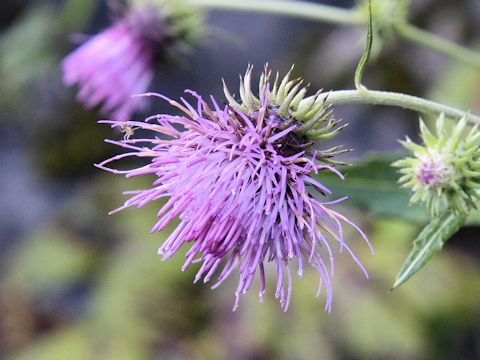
[394,116,480,215]
[97,66,373,311]
[62,0,204,122]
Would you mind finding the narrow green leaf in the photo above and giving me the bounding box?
[354,0,373,91]
[393,210,467,288]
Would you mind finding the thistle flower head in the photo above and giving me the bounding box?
[97,66,372,311]
[62,0,204,122]
[393,115,480,215]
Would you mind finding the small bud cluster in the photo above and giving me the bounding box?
[394,115,480,215]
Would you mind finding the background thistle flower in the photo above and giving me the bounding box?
[62,0,204,122]
[393,115,480,215]
[97,66,373,311]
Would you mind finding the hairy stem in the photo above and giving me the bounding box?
[395,22,480,68]
[192,0,365,26]
[324,90,480,124]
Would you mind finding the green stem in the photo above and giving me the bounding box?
[324,90,480,124]
[395,22,480,68]
[192,0,365,26]
[193,0,480,69]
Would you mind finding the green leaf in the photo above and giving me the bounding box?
[393,210,467,288]
[317,154,428,222]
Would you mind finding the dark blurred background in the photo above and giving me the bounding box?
[0,0,479,359]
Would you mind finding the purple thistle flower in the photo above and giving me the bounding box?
[62,2,204,122]
[62,8,161,121]
[97,70,373,311]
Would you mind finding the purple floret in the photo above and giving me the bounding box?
[416,158,451,187]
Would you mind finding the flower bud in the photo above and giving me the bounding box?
[393,115,480,215]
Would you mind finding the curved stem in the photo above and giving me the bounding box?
[192,0,365,26]
[324,90,480,124]
[395,22,480,68]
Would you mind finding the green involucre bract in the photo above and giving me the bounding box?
[223,65,347,146]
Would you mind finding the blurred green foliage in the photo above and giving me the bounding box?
[4,229,95,295]
[0,0,479,359]
[3,186,479,359]
[0,5,57,107]
[0,0,95,111]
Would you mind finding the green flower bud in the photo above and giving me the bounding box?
[393,115,480,215]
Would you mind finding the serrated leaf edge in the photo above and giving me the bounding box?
[392,211,466,288]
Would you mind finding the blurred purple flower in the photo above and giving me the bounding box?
[97,85,372,311]
[62,7,167,122]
